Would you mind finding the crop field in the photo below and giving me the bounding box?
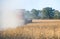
[0,20,60,39]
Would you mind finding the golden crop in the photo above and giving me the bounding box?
[0,20,60,39]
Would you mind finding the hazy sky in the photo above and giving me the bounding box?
[1,0,60,11]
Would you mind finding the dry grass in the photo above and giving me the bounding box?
[0,20,60,39]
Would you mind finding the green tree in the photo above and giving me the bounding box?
[42,7,54,19]
[54,10,60,19]
[31,9,39,19]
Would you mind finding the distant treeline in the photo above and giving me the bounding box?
[25,7,60,19]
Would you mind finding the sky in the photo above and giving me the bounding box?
[1,0,60,11]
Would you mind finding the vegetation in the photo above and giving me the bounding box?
[25,7,60,19]
[0,20,60,39]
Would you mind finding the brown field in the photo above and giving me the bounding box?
[0,20,60,39]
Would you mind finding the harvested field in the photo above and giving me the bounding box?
[0,20,60,39]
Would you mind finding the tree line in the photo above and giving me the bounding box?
[25,7,60,19]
